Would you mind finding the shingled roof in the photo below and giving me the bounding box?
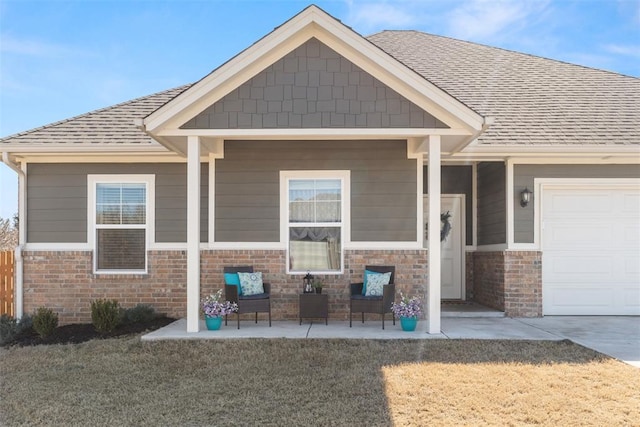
[0,85,190,146]
[368,31,640,146]
[2,30,638,148]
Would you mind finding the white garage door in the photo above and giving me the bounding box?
[542,185,640,315]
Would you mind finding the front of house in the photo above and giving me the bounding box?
[2,6,639,332]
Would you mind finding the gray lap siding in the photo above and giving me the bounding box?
[513,164,640,243]
[26,163,208,244]
[215,139,417,242]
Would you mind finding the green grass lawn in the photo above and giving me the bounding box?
[1,337,638,426]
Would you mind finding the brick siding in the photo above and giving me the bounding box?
[23,249,428,324]
[472,251,542,317]
[23,251,187,325]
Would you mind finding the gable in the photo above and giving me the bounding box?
[181,39,447,130]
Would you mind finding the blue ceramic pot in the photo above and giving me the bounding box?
[400,317,418,331]
[205,316,223,330]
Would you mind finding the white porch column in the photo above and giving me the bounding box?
[186,136,201,333]
[427,135,441,334]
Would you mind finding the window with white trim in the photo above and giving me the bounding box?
[88,175,154,273]
[282,171,349,274]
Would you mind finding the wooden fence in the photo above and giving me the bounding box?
[0,250,15,317]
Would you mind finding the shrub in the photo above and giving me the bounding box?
[0,314,33,345]
[32,307,59,338]
[0,314,20,345]
[123,304,156,324]
[91,299,121,333]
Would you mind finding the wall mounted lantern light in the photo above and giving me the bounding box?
[520,187,533,207]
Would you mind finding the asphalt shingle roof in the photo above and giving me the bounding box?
[2,31,638,148]
[0,85,190,146]
[368,31,640,146]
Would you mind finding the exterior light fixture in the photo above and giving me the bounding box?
[520,187,533,207]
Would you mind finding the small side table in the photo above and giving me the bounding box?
[299,293,329,325]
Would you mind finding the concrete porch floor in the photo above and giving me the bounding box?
[142,316,640,368]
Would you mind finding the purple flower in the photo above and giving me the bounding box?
[391,293,422,318]
[201,289,238,317]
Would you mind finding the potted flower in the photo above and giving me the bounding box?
[201,289,238,330]
[391,292,422,331]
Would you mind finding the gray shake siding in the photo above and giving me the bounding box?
[424,165,473,245]
[215,140,416,242]
[514,164,640,243]
[27,163,208,243]
[477,162,506,245]
[182,38,447,130]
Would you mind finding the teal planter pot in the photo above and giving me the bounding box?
[205,316,223,330]
[400,317,418,332]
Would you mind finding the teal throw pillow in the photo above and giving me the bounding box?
[364,272,392,297]
[238,272,265,296]
[224,272,242,296]
[362,269,388,295]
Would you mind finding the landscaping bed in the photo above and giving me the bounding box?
[1,316,175,347]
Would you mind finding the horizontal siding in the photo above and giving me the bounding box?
[27,164,88,243]
[477,162,506,245]
[26,163,208,244]
[425,165,473,245]
[215,140,416,242]
[514,164,640,243]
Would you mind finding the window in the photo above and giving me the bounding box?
[281,171,349,273]
[88,175,154,273]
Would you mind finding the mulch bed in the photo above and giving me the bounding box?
[3,316,175,347]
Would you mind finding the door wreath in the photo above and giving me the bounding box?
[425,211,452,242]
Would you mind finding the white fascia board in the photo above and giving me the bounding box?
[18,154,191,163]
[508,156,640,164]
[460,144,640,157]
[0,144,171,154]
[144,5,484,135]
[158,127,471,138]
[144,16,317,132]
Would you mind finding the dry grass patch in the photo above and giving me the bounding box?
[1,338,638,426]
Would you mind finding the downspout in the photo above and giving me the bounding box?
[1,152,25,319]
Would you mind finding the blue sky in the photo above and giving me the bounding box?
[1,0,639,219]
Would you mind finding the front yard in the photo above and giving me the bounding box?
[1,338,638,426]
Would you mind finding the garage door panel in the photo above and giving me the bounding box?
[542,185,640,315]
[623,288,640,308]
[544,223,614,248]
[622,225,640,246]
[546,193,612,215]
[623,193,640,213]
[544,254,612,278]
[545,287,613,308]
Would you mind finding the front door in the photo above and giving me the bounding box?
[423,195,465,299]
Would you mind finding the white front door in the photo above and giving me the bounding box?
[424,195,465,300]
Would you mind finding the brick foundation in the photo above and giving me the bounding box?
[472,251,542,317]
[23,249,428,324]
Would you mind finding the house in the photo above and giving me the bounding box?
[1,6,638,333]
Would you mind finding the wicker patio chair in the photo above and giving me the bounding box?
[349,265,396,329]
[224,266,272,329]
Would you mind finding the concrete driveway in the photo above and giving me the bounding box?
[517,316,640,368]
